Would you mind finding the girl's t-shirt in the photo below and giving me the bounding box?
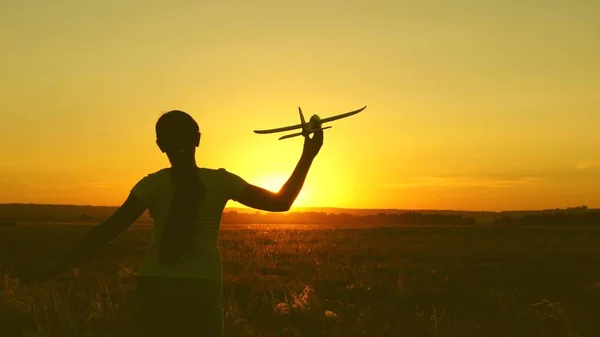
[130,167,248,283]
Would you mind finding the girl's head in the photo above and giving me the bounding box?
[155,110,205,265]
[156,110,201,163]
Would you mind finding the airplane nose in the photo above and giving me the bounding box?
[309,115,322,129]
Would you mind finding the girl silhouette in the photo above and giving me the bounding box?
[19,110,324,336]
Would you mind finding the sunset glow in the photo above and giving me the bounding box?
[1,1,599,210]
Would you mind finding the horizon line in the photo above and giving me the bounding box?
[0,202,594,213]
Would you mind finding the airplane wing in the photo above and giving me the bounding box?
[254,106,366,134]
[319,106,367,124]
[254,123,303,134]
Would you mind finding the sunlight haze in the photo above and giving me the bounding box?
[1,0,599,210]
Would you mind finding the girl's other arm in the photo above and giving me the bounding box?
[19,193,146,285]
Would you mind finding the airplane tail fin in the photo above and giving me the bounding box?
[298,107,307,136]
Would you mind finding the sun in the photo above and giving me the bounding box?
[252,173,311,208]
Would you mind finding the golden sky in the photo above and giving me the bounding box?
[1,1,599,211]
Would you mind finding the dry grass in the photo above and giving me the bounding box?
[2,223,600,336]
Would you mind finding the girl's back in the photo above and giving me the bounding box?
[131,167,247,282]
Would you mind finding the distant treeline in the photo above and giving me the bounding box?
[0,203,137,222]
[221,211,477,226]
[494,210,600,227]
[0,204,598,227]
[0,204,475,226]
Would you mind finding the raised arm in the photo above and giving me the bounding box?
[236,129,324,212]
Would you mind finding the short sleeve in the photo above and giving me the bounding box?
[221,169,248,201]
[130,174,155,206]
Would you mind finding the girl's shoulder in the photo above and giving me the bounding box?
[200,167,230,176]
[143,167,238,184]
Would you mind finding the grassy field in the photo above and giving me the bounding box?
[2,223,600,336]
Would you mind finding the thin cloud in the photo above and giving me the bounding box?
[576,162,600,170]
[79,181,122,189]
[379,176,541,189]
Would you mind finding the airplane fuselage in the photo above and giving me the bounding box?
[307,114,322,131]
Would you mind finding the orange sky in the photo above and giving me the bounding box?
[1,1,599,211]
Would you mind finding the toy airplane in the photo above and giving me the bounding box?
[254,106,367,140]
